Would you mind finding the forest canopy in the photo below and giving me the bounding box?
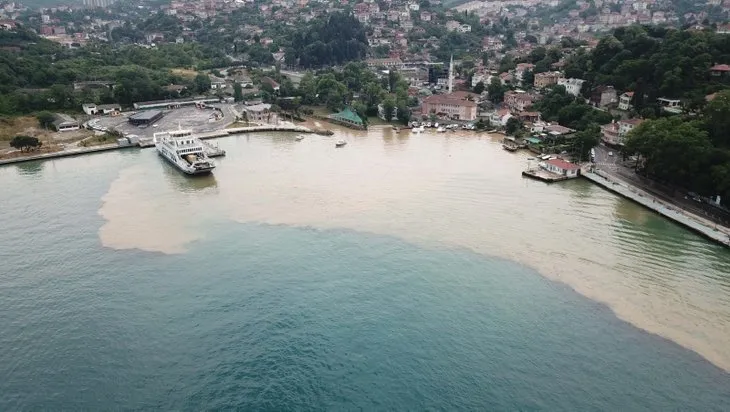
[290,12,368,68]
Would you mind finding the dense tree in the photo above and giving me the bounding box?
[505,117,522,135]
[316,74,348,111]
[704,90,730,147]
[571,123,601,161]
[624,117,714,187]
[532,85,573,120]
[522,70,535,87]
[193,74,211,94]
[291,12,368,68]
[382,96,396,121]
[487,77,506,104]
[36,111,55,129]
[473,81,485,94]
[10,135,41,152]
[233,82,243,102]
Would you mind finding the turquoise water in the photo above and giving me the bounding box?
[2,139,730,409]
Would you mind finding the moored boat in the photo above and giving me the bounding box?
[153,129,216,175]
[335,140,347,147]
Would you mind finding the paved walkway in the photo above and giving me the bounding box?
[584,171,730,247]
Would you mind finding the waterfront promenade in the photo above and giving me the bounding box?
[584,170,730,248]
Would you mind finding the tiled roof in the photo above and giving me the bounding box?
[546,159,580,170]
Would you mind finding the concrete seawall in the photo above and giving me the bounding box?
[583,171,730,248]
[0,125,312,167]
[0,144,138,166]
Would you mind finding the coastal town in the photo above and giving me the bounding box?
[1,0,730,245]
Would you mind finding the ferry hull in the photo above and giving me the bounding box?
[156,147,215,175]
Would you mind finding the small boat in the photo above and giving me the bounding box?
[412,126,425,133]
[335,140,347,147]
[393,126,400,132]
[437,126,446,133]
[294,135,305,141]
[502,144,518,152]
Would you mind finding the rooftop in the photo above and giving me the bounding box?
[129,110,164,121]
[328,106,363,126]
[711,64,730,72]
[423,93,477,107]
[546,158,581,171]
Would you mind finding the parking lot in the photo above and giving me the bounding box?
[93,104,236,139]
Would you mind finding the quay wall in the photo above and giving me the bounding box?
[583,171,730,248]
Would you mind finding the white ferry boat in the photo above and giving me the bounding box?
[153,129,216,175]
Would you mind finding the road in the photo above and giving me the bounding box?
[593,145,730,228]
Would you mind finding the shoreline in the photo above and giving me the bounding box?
[0,124,313,167]
[583,170,730,249]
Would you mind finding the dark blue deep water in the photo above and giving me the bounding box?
[1,157,730,410]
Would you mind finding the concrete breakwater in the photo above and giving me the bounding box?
[0,124,313,167]
[583,171,730,248]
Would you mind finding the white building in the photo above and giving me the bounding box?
[557,78,586,97]
[618,91,633,111]
[82,103,121,116]
[541,158,581,178]
[657,97,682,114]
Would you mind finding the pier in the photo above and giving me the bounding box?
[583,171,730,248]
[521,168,572,183]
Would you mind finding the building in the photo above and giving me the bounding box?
[514,63,534,83]
[533,71,560,89]
[133,97,219,110]
[601,118,644,145]
[128,110,164,126]
[366,58,403,68]
[83,0,116,7]
[242,103,275,123]
[600,122,620,144]
[260,77,280,92]
[421,93,478,121]
[710,64,730,77]
[618,91,634,111]
[557,78,586,96]
[504,91,537,112]
[541,158,581,178]
[590,86,618,108]
[82,103,121,116]
[657,97,682,114]
[489,108,512,128]
[73,81,114,91]
[210,75,226,90]
[327,106,365,129]
[618,118,644,139]
[545,124,574,136]
[52,113,80,132]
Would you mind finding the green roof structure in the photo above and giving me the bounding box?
[525,137,542,145]
[328,106,363,126]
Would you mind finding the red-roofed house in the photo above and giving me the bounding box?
[542,158,581,178]
[710,64,730,77]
